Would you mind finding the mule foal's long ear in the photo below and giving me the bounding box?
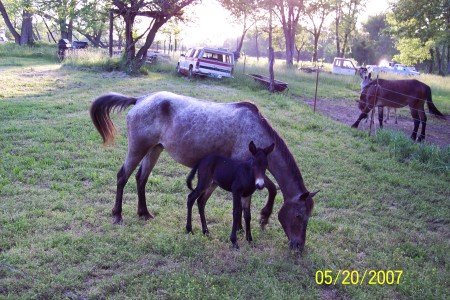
[264,143,275,155]
[310,190,320,198]
[249,141,257,154]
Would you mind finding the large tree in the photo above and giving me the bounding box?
[219,0,259,55]
[112,0,197,72]
[272,0,303,66]
[333,0,364,58]
[304,0,333,62]
[0,0,34,44]
[388,0,450,75]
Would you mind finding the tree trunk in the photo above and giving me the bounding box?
[268,8,275,93]
[255,25,259,62]
[0,0,21,43]
[20,8,34,45]
[435,46,443,75]
[428,48,434,73]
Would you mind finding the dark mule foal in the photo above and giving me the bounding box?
[186,141,275,249]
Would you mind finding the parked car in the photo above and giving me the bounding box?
[177,47,235,79]
[367,61,420,76]
[332,57,361,76]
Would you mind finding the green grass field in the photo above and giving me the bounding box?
[0,50,449,299]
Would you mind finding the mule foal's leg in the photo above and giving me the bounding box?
[230,190,242,249]
[197,184,217,235]
[112,153,146,224]
[259,176,277,229]
[186,189,202,233]
[135,145,164,220]
[417,110,427,142]
[241,195,253,243]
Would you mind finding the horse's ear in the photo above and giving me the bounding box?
[264,143,275,155]
[368,72,372,80]
[249,141,257,154]
[299,192,310,201]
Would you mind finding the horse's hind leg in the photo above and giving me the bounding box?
[417,110,427,142]
[112,149,148,224]
[135,144,164,220]
[259,176,277,229]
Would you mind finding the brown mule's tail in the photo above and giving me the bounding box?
[425,86,448,120]
[90,93,137,144]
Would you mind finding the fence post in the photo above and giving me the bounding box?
[313,64,320,113]
[368,75,379,136]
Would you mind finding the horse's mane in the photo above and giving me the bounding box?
[235,102,305,185]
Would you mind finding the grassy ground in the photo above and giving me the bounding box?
[0,52,449,299]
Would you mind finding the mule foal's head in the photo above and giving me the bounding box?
[249,141,275,190]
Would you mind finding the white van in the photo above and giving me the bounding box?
[177,47,235,78]
[332,57,359,76]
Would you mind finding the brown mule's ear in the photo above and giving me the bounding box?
[368,72,372,80]
[249,141,257,155]
[264,143,275,155]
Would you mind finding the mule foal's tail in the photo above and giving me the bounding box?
[425,87,448,120]
[90,93,138,144]
[186,162,200,191]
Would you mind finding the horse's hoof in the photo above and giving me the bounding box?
[202,229,209,235]
[231,243,240,250]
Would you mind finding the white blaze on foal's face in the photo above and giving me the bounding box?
[255,177,265,189]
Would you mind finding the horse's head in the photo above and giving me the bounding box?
[358,67,368,79]
[278,190,319,251]
[360,72,372,91]
[249,141,275,190]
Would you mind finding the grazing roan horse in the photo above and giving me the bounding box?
[90,91,318,250]
[186,141,274,249]
[352,78,447,141]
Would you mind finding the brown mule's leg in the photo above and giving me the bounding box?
[410,108,420,141]
[112,150,147,224]
[135,144,164,220]
[378,106,384,128]
[351,112,369,128]
[259,175,277,229]
[417,109,427,142]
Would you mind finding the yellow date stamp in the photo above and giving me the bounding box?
[315,270,403,285]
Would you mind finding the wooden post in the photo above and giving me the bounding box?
[368,75,379,136]
[313,65,320,113]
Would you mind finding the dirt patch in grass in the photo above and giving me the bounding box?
[300,97,450,148]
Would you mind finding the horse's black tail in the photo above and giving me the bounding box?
[90,93,138,144]
[186,162,200,191]
[425,86,448,120]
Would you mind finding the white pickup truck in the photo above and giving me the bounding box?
[177,47,235,79]
[367,61,420,76]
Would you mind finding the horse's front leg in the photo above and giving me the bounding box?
[241,195,253,243]
[135,145,164,220]
[230,190,242,249]
[259,176,277,229]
